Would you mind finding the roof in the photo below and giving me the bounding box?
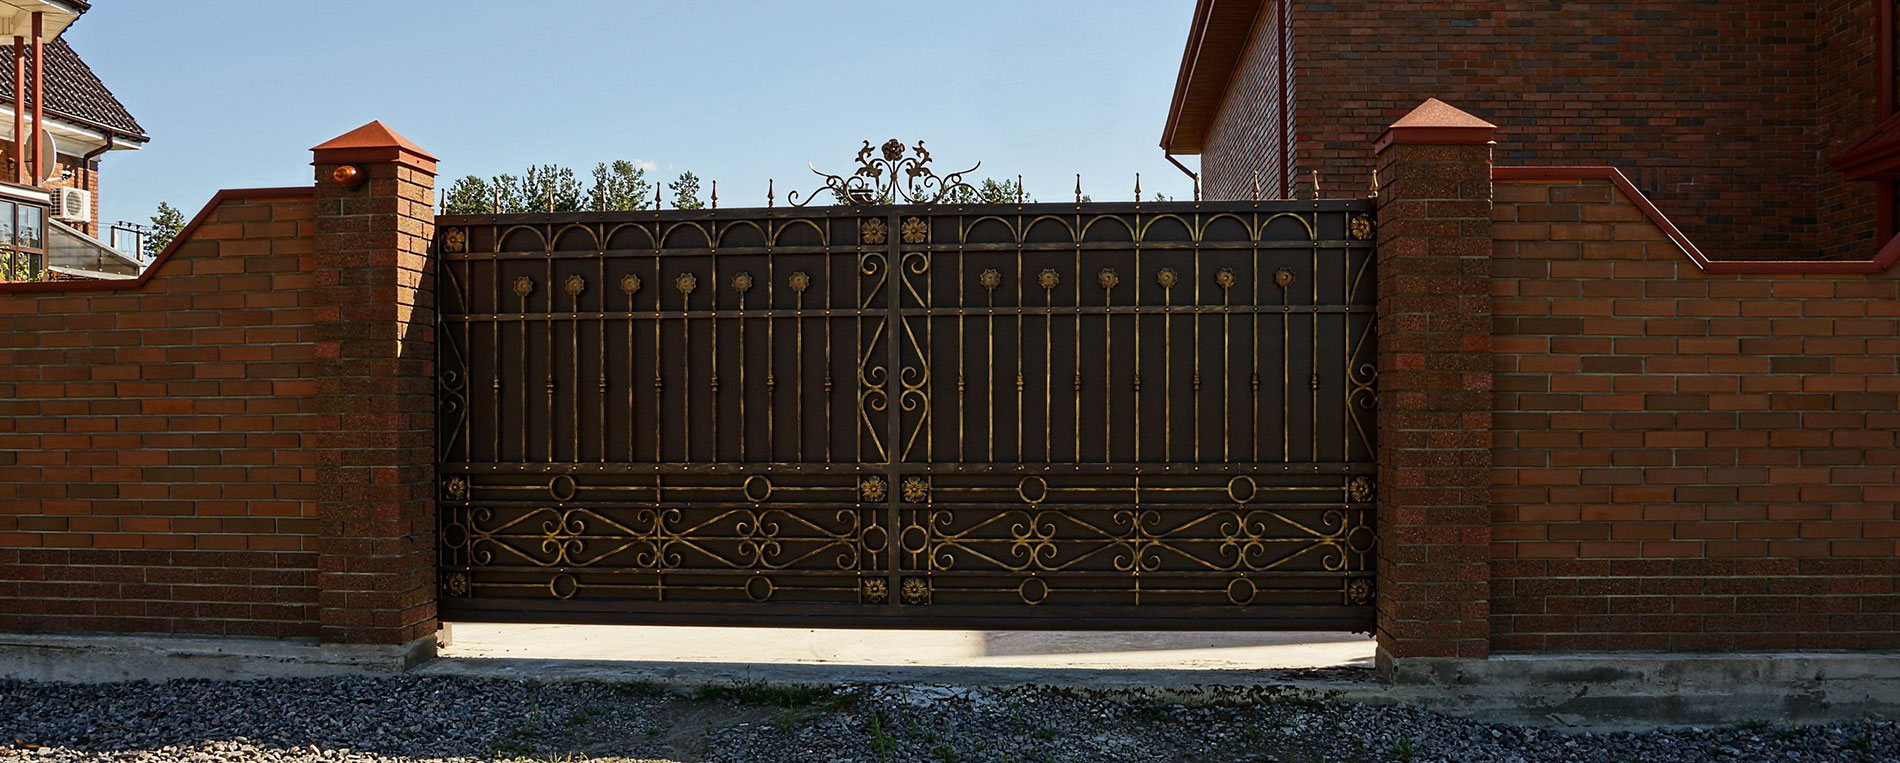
[1160,0,1268,154]
[0,37,145,141]
[1828,111,1900,182]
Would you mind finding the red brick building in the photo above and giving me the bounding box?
[1162,0,1900,262]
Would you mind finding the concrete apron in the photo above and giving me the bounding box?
[1,627,1895,729]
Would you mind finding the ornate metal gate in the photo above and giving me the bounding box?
[435,147,1377,630]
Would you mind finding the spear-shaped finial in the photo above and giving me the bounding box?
[546,185,555,213]
[491,189,500,215]
[1370,169,1380,199]
[1252,169,1261,201]
[1134,172,1142,203]
[1074,173,1082,203]
[710,180,718,210]
[1310,169,1321,200]
[1016,174,1024,204]
[1193,174,1202,202]
[767,178,776,208]
[655,180,663,210]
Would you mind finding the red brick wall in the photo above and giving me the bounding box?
[1203,0,1293,200]
[1490,175,1900,652]
[1815,0,1884,261]
[0,188,323,639]
[1202,1,1900,260]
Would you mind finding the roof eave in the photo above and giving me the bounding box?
[1160,0,1269,155]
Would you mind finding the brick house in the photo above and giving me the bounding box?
[1161,0,1900,262]
[0,0,147,281]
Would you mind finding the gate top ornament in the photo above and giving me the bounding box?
[790,139,981,207]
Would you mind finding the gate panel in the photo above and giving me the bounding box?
[436,200,1376,630]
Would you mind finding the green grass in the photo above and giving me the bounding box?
[694,680,855,712]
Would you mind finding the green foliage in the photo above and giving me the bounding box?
[669,171,706,210]
[942,177,1030,205]
[589,161,652,212]
[443,175,493,214]
[692,679,853,711]
[146,201,185,259]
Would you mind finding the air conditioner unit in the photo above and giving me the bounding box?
[54,187,91,223]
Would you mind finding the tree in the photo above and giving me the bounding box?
[668,171,705,210]
[146,201,184,259]
[588,161,651,212]
[942,177,1031,205]
[443,175,493,214]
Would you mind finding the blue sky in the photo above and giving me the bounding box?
[72,1,1200,226]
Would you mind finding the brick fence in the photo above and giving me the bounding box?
[0,122,439,656]
[0,110,1895,673]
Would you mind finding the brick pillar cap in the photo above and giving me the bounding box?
[1374,98,1497,153]
[312,120,437,174]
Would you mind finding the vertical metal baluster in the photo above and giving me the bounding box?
[1252,215,1261,462]
[545,248,554,463]
[1221,262,1231,463]
[491,229,501,463]
[957,223,966,462]
[520,281,530,463]
[1044,267,1053,463]
[626,270,636,463]
[986,261,997,463]
[1102,256,1114,465]
[598,241,607,463]
[571,275,581,463]
[1162,271,1172,462]
[767,233,776,463]
[1015,216,1025,462]
[1192,219,1202,464]
[736,270,748,462]
[1282,262,1291,463]
[793,254,806,463]
[653,234,663,464]
[824,224,834,464]
[1073,223,1082,464]
[1310,226,1319,463]
[1133,212,1142,464]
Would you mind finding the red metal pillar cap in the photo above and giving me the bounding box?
[311,120,437,175]
[1374,98,1497,153]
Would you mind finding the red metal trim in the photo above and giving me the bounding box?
[1495,166,1900,274]
[0,186,313,294]
[30,12,41,185]
[10,35,20,185]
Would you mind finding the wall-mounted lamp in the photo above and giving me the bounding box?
[332,164,365,189]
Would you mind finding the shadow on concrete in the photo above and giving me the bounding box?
[976,630,1372,658]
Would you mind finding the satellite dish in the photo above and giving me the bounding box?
[35,132,58,183]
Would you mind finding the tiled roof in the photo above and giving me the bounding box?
[0,37,145,140]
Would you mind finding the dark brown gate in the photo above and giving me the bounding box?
[435,166,1376,630]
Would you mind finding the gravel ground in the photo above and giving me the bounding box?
[2,675,1895,762]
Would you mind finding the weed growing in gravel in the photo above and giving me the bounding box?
[1735,719,1772,733]
[866,712,897,762]
[612,680,667,699]
[1392,738,1416,760]
[694,680,855,712]
[932,742,960,762]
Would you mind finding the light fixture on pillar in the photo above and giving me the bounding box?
[332,164,365,189]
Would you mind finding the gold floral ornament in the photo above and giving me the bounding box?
[979,269,1002,291]
[1274,268,1296,289]
[901,577,930,605]
[1347,579,1373,605]
[675,272,698,295]
[443,572,470,598]
[900,217,928,244]
[1348,476,1375,503]
[788,271,811,293]
[564,274,586,297]
[901,476,929,503]
[1215,268,1237,290]
[443,476,468,501]
[1156,268,1178,289]
[1349,214,1374,240]
[881,138,905,162]
[731,272,753,294]
[1098,268,1119,290]
[862,578,888,604]
[619,274,642,295]
[860,475,887,502]
[441,227,467,254]
[1037,268,1061,291]
[861,218,888,245]
[512,276,534,298]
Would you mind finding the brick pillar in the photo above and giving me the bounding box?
[310,122,439,652]
[1372,99,1496,668]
